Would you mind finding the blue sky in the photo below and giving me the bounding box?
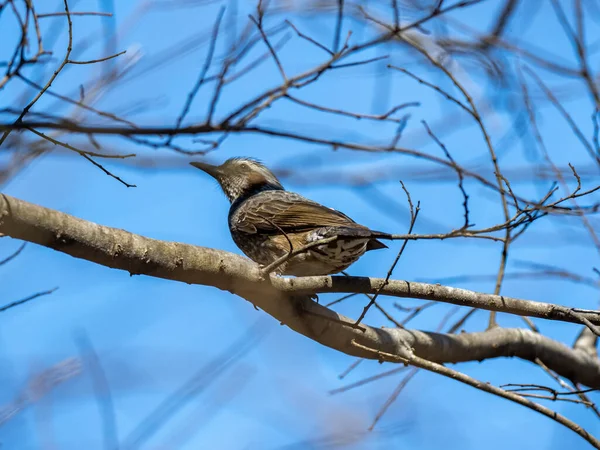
[1,1,599,449]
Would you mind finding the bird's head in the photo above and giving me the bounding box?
[190,157,284,202]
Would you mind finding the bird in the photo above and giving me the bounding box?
[190,157,392,276]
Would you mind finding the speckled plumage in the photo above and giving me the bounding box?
[191,158,390,276]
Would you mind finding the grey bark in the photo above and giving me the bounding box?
[1,193,598,388]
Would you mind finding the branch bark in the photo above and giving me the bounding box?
[1,193,599,388]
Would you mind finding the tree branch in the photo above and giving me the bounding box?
[0,193,598,389]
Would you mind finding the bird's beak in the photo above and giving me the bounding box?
[190,161,221,179]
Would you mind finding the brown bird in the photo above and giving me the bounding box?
[191,157,391,276]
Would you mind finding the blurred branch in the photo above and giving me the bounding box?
[0,286,58,313]
[0,358,81,426]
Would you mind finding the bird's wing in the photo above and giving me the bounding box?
[233,192,360,235]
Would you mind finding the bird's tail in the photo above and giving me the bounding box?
[321,227,393,250]
[365,230,392,251]
[366,239,387,251]
[367,230,394,240]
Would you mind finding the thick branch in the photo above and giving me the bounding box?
[0,194,598,388]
